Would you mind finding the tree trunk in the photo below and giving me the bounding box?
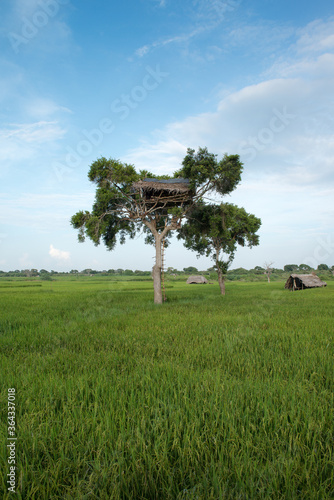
[217,267,226,295]
[153,235,163,304]
[144,218,178,305]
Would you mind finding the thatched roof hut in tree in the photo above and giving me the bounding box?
[132,178,193,208]
[285,274,327,291]
[187,275,208,284]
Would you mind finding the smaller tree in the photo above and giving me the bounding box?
[284,264,298,272]
[82,268,93,275]
[124,269,134,276]
[178,202,261,295]
[40,273,52,281]
[183,266,198,274]
[264,261,274,283]
[299,264,312,272]
[317,263,329,271]
[252,266,264,275]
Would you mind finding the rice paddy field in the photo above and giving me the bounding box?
[0,278,333,499]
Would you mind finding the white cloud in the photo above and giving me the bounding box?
[267,52,334,80]
[295,17,334,55]
[135,45,150,58]
[264,17,334,80]
[49,244,70,261]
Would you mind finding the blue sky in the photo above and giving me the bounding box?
[1,0,334,272]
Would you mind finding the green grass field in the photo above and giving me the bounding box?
[1,279,333,499]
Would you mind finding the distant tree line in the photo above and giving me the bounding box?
[0,264,333,279]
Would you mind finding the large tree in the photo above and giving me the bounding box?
[71,148,243,303]
[178,202,261,295]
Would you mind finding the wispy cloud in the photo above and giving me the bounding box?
[0,121,66,168]
[2,121,66,143]
[135,27,206,58]
[226,21,294,54]
[134,0,242,58]
[295,17,334,55]
[265,17,334,79]
[24,98,72,119]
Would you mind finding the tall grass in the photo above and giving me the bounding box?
[0,280,333,498]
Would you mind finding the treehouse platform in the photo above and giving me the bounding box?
[132,178,193,207]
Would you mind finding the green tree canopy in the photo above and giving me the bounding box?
[176,148,242,196]
[284,265,299,272]
[183,266,198,274]
[299,264,312,271]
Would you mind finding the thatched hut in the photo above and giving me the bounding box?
[132,178,193,207]
[186,275,208,284]
[285,274,327,291]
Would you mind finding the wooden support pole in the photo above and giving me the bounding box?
[162,238,166,302]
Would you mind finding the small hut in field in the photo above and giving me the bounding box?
[132,178,193,207]
[187,275,208,284]
[285,274,327,291]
